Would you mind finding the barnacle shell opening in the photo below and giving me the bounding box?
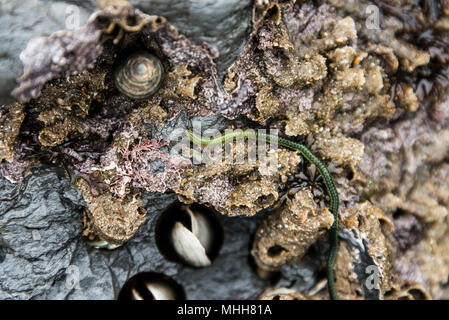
[114,51,163,99]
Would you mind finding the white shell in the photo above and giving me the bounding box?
[114,51,163,99]
[170,207,214,267]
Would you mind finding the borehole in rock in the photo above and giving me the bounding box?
[117,272,185,300]
[155,202,224,268]
[248,255,281,283]
[392,208,409,219]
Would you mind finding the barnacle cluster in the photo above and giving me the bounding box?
[1,0,449,300]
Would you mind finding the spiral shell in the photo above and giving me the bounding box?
[114,52,163,99]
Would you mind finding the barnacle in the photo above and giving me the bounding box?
[283,162,328,206]
[118,272,185,300]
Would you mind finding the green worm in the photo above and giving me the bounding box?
[186,129,339,300]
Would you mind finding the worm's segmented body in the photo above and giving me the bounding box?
[187,129,340,300]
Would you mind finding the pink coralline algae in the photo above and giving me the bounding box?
[113,138,192,197]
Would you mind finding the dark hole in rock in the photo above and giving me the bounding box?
[71,104,83,114]
[95,16,109,27]
[155,201,224,268]
[256,194,275,206]
[0,247,6,264]
[441,274,449,287]
[118,272,185,300]
[303,239,329,282]
[267,244,287,257]
[378,217,388,229]
[265,5,280,21]
[345,167,354,180]
[272,295,280,300]
[247,253,281,284]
